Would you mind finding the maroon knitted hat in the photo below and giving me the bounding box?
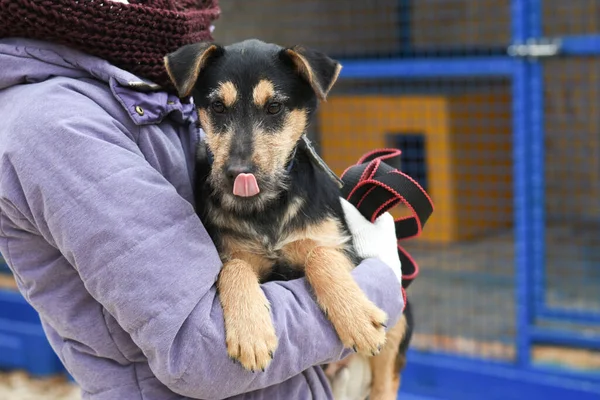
[0,0,220,91]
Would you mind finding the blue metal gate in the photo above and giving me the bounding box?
[352,1,600,398]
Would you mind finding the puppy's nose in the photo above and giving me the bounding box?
[225,165,253,180]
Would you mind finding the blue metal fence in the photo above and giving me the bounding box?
[314,0,600,398]
[384,1,600,398]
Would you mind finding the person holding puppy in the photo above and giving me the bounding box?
[0,1,405,399]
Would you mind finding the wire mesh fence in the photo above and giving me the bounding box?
[214,0,511,58]
[212,0,600,375]
[538,0,600,375]
[542,0,600,37]
[536,56,600,374]
[543,58,600,317]
[317,78,515,362]
[214,0,518,363]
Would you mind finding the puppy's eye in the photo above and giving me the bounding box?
[266,102,282,115]
[211,101,225,114]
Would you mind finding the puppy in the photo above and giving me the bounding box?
[165,39,410,399]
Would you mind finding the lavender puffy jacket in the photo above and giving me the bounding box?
[0,38,404,400]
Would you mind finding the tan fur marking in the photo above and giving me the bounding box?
[324,63,342,98]
[218,81,238,107]
[163,55,176,90]
[303,218,351,248]
[217,254,278,372]
[279,217,350,258]
[285,48,340,100]
[198,108,212,132]
[220,235,273,278]
[198,108,232,170]
[285,49,322,99]
[252,109,307,175]
[279,221,387,356]
[281,197,305,227]
[303,246,388,355]
[368,315,408,399]
[253,79,275,107]
[280,239,319,267]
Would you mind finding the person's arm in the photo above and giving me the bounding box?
[4,92,404,399]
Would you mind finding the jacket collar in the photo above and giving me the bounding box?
[109,77,197,126]
[0,38,198,127]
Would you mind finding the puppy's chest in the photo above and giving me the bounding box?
[209,207,350,266]
[225,221,296,261]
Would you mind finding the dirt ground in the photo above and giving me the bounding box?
[0,371,80,400]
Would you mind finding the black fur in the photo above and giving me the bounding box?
[194,136,362,280]
[165,42,224,97]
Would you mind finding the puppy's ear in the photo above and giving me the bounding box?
[164,42,224,98]
[280,45,342,101]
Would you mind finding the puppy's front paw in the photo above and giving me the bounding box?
[224,293,278,372]
[329,296,388,356]
[301,246,388,357]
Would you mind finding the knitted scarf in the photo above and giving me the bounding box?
[0,0,221,91]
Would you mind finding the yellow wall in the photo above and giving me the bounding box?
[318,93,512,243]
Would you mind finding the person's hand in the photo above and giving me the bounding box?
[339,197,402,285]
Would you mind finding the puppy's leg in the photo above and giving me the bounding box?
[282,240,387,356]
[368,314,407,400]
[217,251,277,372]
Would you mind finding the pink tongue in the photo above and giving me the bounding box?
[233,173,260,197]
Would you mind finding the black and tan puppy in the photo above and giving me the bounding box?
[165,39,409,399]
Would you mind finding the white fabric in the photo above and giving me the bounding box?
[329,356,372,400]
[340,197,402,285]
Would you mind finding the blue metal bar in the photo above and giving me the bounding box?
[527,0,548,341]
[529,0,542,36]
[406,347,600,383]
[537,305,600,326]
[513,68,534,365]
[511,0,529,43]
[560,35,600,56]
[529,363,600,384]
[400,350,600,400]
[336,57,516,79]
[530,326,600,351]
[397,393,443,400]
[511,0,533,369]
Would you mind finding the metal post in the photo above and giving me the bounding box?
[527,0,547,339]
[511,0,533,368]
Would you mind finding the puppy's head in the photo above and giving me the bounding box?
[165,39,341,212]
